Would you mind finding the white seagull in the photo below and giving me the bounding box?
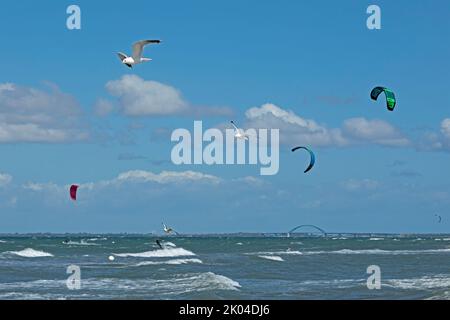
[162,222,179,235]
[117,39,161,68]
[231,121,249,140]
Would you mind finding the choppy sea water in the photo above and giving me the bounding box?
[0,235,449,300]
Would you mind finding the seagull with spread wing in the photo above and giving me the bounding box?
[117,39,161,68]
[230,121,249,140]
[162,222,179,235]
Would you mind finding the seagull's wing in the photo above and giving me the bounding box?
[132,40,161,60]
[117,52,128,62]
[230,121,239,131]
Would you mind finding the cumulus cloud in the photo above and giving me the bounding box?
[244,103,410,148]
[106,75,188,116]
[93,98,115,117]
[342,118,411,147]
[0,82,88,143]
[245,103,347,146]
[417,118,450,152]
[441,118,450,138]
[105,75,232,117]
[0,173,12,187]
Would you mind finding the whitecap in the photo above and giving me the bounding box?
[385,275,450,290]
[6,248,53,258]
[114,247,195,258]
[63,240,99,246]
[303,248,450,255]
[258,255,284,262]
[134,258,203,266]
[250,250,302,256]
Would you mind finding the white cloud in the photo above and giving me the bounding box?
[23,182,61,192]
[23,170,221,195]
[0,173,12,187]
[342,118,411,147]
[115,170,221,185]
[233,176,265,187]
[105,75,233,117]
[93,98,115,117]
[417,118,450,152]
[341,179,380,191]
[244,103,410,148]
[440,118,450,139]
[105,75,188,116]
[0,82,88,143]
[245,103,347,147]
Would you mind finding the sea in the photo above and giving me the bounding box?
[0,234,449,300]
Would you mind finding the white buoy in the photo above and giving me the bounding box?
[108,255,115,261]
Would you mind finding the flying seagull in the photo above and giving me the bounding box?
[230,121,249,140]
[162,222,179,235]
[117,39,161,68]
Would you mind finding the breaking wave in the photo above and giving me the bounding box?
[5,248,53,258]
[114,247,195,258]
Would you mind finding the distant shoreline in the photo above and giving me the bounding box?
[0,233,449,238]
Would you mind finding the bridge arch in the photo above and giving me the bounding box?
[287,225,326,236]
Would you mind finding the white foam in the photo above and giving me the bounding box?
[0,272,241,296]
[251,250,302,256]
[369,238,384,241]
[0,240,6,243]
[426,291,450,300]
[134,258,203,266]
[115,247,195,258]
[194,272,241,291]
[7,248,53,258]
[88,238,108,241]
[258,255,284,262]
[164,242,177,247]
[64,240,99,246]
[236,242,243,246]
[304,248,450,255]
[386,275,450,290]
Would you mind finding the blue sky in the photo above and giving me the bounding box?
[0,1,449,233]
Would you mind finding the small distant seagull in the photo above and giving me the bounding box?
[435,214,442,223]
[162,222,179,235]
[117,39,161,68]
[230,121,249,140]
